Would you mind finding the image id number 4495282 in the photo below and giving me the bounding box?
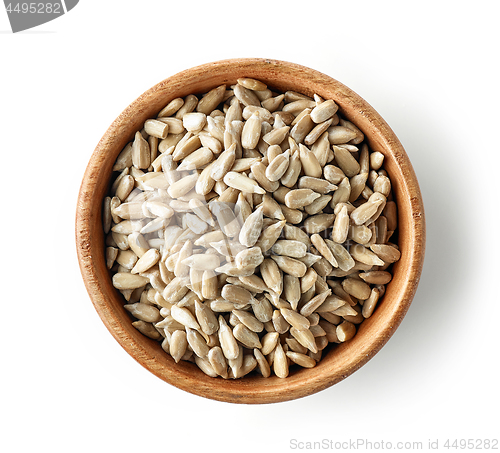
[5,3,61,13]
[443,439,498,449]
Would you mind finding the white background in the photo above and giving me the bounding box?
[1,1,499,452]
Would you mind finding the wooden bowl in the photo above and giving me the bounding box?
[76,58,425,404]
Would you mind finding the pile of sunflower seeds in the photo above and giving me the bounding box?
[103,77,401,379]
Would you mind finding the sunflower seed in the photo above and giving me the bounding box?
[332,145,360,177]
[234,84,261,107]
[328,126,358,145]
[186,327,210,358]
[116,249,138,270]
[210,201,240,238]
[284,189,320,209]
[289,327,318,353]
[167,330,187,363]
[296,253,322,267]
[280,308,310,331]
[273,343,289,378]
[331,205,350,244]
[241,111,262,149]
[298,144,322,178]
[253,348,271,377]
[362,288,381,318]
[232,323,261,349]
[195,85,226,115]
[271,240,307,258]
[167,173,199,198]
[131,248,161,274]
[336,321,356,342]
[349,224,373,244]
[217,316,239,360]
[303,213,335,234]
[370,151,385,170]
[310,99,338,123]
[359,271,392,285]
[131,131,151,169]
[281,275,300,310]
[349,172,368,202]
[370,244,401,263]
[342,278,371,300]
[259,258,282,294]
[235,246,264,270]
[299,290,332,317]
[124,303,162,323]
[300,268,318,293]
[239,205,264,247]
[170,304,200,330]
[132,320,162,340]
[255,220,286,253]
[298,176,336,194]
[112,273,149,290]
[310,234,337,267]
[350,194,385,225]
[207,346,228,378]
[271,255,307,278]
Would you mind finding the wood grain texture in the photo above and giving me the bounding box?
[75,58,425,404]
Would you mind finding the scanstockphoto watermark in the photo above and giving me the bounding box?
[3,0,79,33]
[290,439,424,451]
[289,438,499,450]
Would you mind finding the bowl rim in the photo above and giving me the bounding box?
[76,58,426,404]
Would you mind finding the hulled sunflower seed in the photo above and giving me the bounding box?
[331,204,350,244]
[169,330,188,363]
[290,327,318,353]
[280,308,310,331]
[271,240,307,258]
[233,323,262,349]
[255,219,286,253]
[105,77,402,379]
[349,244,385,266]
[194,300,218,335]
[132,320,162,340]
[223,171,265,194]
[112,273,149,290]
[131,132,151,169]
[271,255,307,278]
[326,240,355,272]
[196,85,226,115]
[311,234,338,268]
[299,290,332,317]
[239,205,264,247]
[266,150,290,182]
[336,321,356,342]
[234,246,264,270]
[208,346,228,378]
[359,271,392,285]
[342,278,371,300]
[167,173,199,199]
[186,327,210,358]
[300,268,318,293]
[131,248,161,274]
[218,316,240,360]
[170,304,200,330]
[298,144,323,178]
[303,213,335,234]
[370,244,401,263]
[284,189,321,209]
[362,287,381,318]
[273,343,289,378]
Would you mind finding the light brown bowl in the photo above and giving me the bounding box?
[76,58,425,404]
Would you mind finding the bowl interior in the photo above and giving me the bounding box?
[76,58,425,404]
